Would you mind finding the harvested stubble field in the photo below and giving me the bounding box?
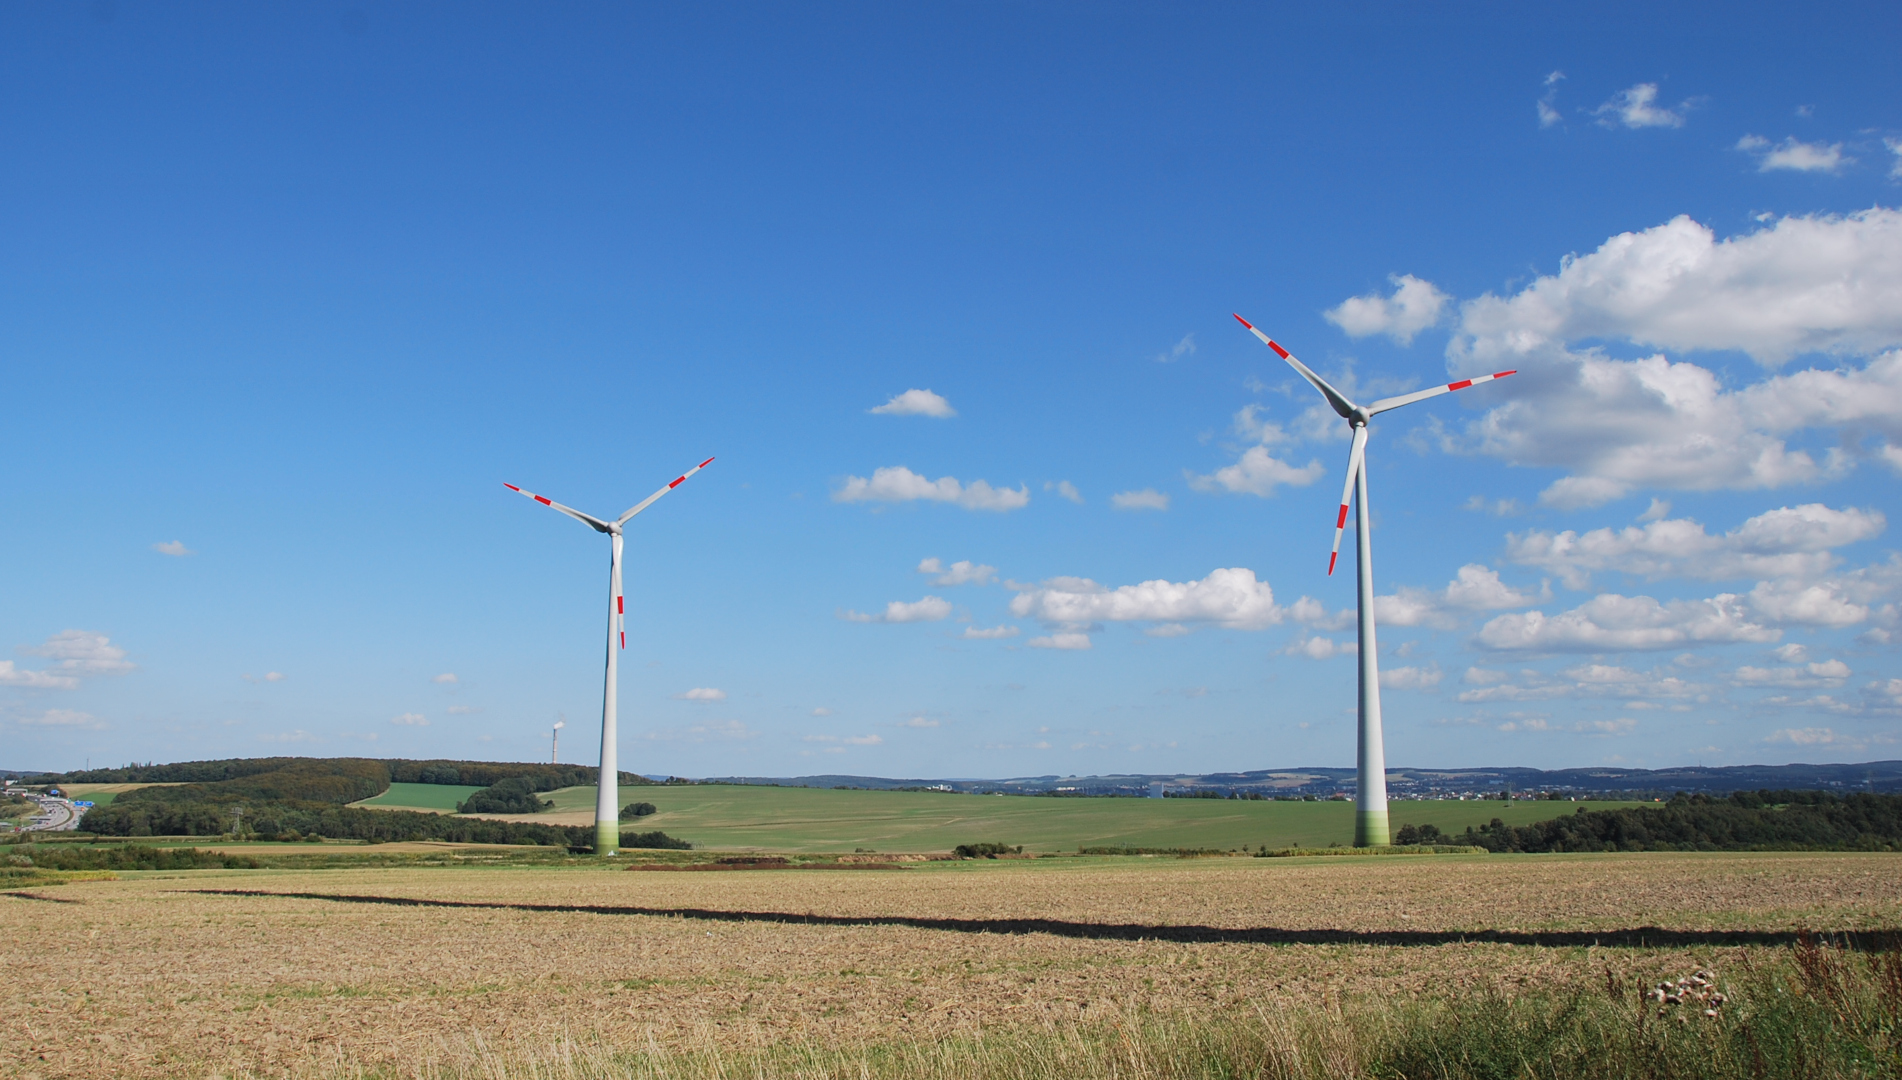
[6,851,1900,1079]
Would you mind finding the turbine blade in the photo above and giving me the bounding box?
[503,483,613,533]
[1367,369,1517,415]
[1233,315,1358,418]
[617,456,716,525]
[1328,426,1369,576]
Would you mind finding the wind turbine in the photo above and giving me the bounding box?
[551,719,565,765]
[505,457,714,855]
[1234,315,1514,846]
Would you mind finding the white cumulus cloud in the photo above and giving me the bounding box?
[835,466,1029,511]
[1476,592,1778,652]
[1286,634,1355,660]
[1010,568,1281,630]
[1187,446,1326,497]
[869,389,956,418]
[152,540,194,556]
[1442,211,1902,506]
[1506,504,1885,589]
[838,596,954,624]
[0,661,78,690]
[1734,660,1852,688]
[1737,134,1851,174]
[22,630,135,675]
[1380,664,1444,691]
[1452,210,1902,369]
[673,687,727,702]
[1324,274,1452,345]
[390,713,429,726]
[1111,488,1170,511]
[1374,565,1549,629]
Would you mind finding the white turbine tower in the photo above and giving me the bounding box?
[551,720,565,765]
[506,457,714,855]
[1234,315,1515,846]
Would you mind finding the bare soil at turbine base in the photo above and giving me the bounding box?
[5,851,1899,1078]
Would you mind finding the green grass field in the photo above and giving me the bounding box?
[519,783,1645,853]
[352,782,488,812]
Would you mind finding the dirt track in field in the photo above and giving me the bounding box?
[6,852,1899,1078]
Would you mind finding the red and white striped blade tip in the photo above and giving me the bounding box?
[1328,551,1338,576]
[1232,313,1254,330]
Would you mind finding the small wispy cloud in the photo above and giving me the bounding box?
[918,557,997,586]
[1028,632,1092,650]
[1110,488,1170,511]
[962,625,1019,639]
[261,729,320,743]
[242,671,287,684]
[902,715,940,728]
[390,713,429,726]
[1154,333,1196,363]
[870,389,956,418]
[1594,83,1689,129]
[432,673,458,684]
[152,540,194,557]
[811,706,833,717]
[1044,480,1083,504]
[15,708,104,728]
[1537,70,1564,127]
[673,687,727,702]
[446,704,481,715]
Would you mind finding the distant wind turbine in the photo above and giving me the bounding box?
[551,719,565,765]
[1235,315,1514,846]
[505,457,714,855]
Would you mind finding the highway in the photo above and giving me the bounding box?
[22,794,81,832]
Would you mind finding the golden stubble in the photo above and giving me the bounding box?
[4,851,1898,1078]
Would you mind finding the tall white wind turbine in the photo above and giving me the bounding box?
[551,719,564,765]
[1234,315,1514,846]
[506,457,714,855]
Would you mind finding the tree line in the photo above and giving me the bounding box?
[78,758,687,849]
[1415,790,1902,852]
[55,756,653,789]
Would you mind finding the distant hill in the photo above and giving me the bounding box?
[706,761,1902,798]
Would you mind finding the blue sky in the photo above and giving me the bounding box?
[5,3,1901,776]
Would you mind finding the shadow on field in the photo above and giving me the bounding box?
[183,890,1897,950]
[2,891,84,904]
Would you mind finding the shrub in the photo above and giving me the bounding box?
[953,842,1021,858]
[457,777,552,815]
[618,801,657,820]
[619,829,690,850]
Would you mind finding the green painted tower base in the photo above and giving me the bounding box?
[1354,809,1390,848]
[595,819,619,856]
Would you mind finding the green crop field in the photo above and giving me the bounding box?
[351,782,487,812]
[516,783,1646,852]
